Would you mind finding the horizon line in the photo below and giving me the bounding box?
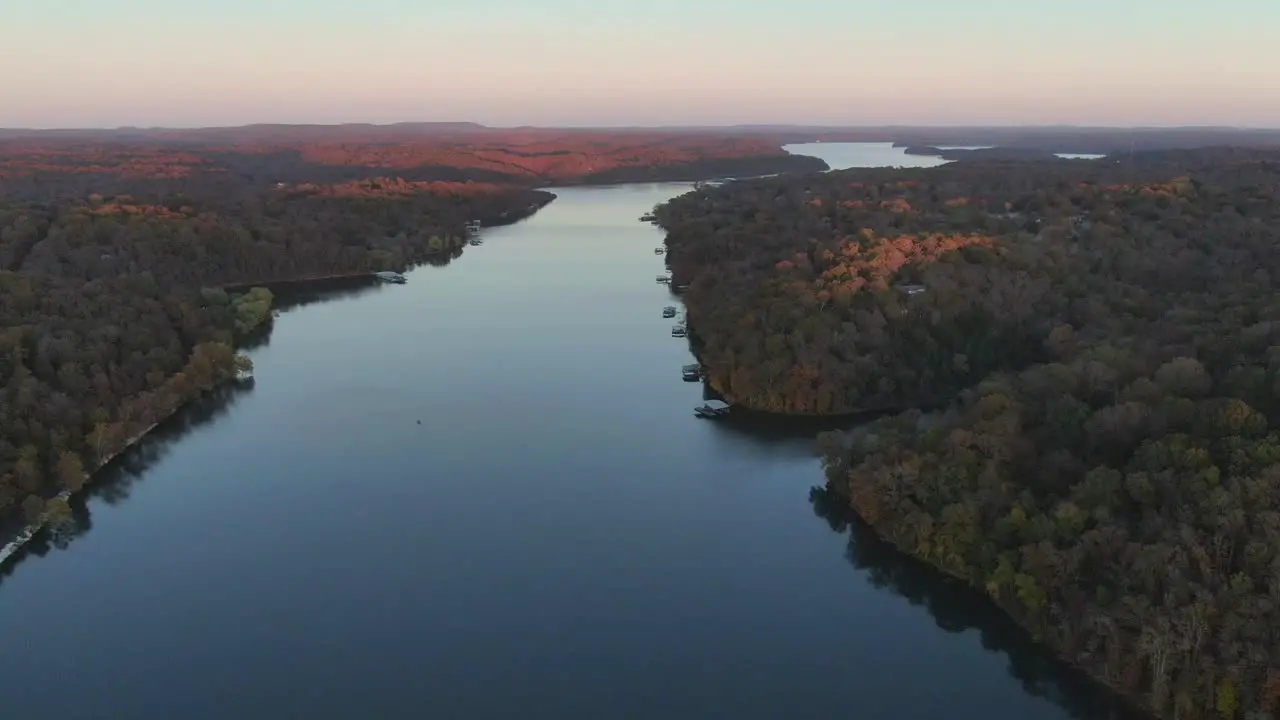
[4,121,1280,133]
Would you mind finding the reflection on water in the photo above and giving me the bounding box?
[268,276,386,313]
[701,407,867,460]
[0,381,254,583]
[808,487,1141,720]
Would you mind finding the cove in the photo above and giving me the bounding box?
[0,148,1135,719]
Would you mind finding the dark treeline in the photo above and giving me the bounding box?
[903,146,1067,161]
[1,176,551,544]
[7,123,1276,156]
[656,149,1280,718]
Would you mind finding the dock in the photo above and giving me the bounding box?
[682,363,701,382]
[694,400,731,419]
[656,275,671,284]
[374,271,407,284]
[654,247,665,255]
[671,325,687,338]
[662,306,677,318]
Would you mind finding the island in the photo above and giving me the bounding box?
[653,148,1280,719]
[0,124,824,557]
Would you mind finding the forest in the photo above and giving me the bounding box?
[0,131,827,201]
[656,149,1280,718]
[0,174,552,546]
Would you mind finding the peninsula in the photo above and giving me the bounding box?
[654,147,1280,718]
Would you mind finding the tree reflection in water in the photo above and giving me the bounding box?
[0,381,254,583]
[809,486,1142,720]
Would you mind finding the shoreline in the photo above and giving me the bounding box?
[0,175,652,572]
[838,490,1154,719]
[1,194,562,570]
[220,272,380,293]
[223,191,557,293]
[0,417,165,568]
[545,154,829,188]
[666,230,1149,713]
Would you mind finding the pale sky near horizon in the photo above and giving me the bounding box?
[2,0,1277,128]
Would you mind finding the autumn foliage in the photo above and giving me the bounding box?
[0,131,825,200]
[658,148,1280,719]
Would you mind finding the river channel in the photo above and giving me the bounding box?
[0,144,1134,719]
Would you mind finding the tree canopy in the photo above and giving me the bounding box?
[656,148,1280,719]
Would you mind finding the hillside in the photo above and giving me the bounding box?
[0,130,828,201]
[654,148,1280,718]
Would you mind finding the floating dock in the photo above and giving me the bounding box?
[374,271,407,284]
[656,275,671,284]
[671,325,687,338]
[662,306,677,318]
[694,400,730,419]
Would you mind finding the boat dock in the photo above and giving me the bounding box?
[662,306,677,318]
[694,400,731,419]
[656,275,671,284]
[374,271,407,284]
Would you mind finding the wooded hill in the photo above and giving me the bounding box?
[656,149,1280,718]
[1,179,550,541]
[0,131,827,201]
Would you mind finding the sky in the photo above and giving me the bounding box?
[2,0,1278,128]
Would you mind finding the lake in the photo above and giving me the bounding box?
[783,141,953,170]
[0,144,1135,719]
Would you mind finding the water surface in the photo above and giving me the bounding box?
[783,142,951,170]
[0,156,1134,719]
